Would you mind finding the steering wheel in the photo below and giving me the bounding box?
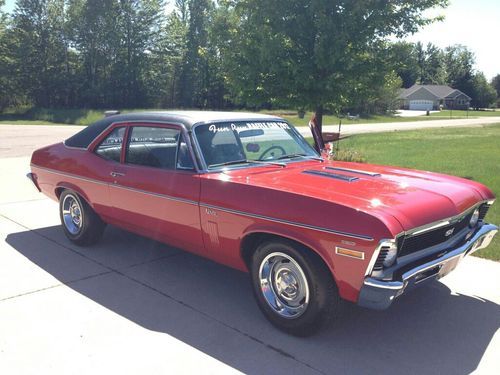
[258,145,286,160]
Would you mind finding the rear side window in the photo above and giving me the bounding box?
[95,127,125,162]
[126,127,181,170]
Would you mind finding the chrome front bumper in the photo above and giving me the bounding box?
[358,223,498,310]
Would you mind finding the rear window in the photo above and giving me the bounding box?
[64,118,113,149]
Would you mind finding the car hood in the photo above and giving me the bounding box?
[213,160,494,233]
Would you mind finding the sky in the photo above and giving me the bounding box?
[2,0,499,80]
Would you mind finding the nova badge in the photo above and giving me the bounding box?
[205,208,217,216]
[445,228,455,237]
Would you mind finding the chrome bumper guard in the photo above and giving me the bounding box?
[358,223,498,310]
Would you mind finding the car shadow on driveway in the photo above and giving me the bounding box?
[6,225,500,374]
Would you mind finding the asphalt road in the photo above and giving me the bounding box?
[0,124,499,374]
[298,116,500,137]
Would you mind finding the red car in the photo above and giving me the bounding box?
[28,111,498,336]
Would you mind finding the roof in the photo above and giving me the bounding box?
[64,111,283,149]
[398,85,471,100]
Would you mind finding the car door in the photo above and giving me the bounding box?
[108,123,204,254]
[89,125,127,220]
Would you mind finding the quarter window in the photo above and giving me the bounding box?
[126,127,181,170]
[95,127,125,162]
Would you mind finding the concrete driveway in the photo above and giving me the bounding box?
[0,126,499,374]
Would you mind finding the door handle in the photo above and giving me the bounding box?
[110,171,125,177]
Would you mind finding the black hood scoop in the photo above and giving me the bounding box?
[302,170,359,182]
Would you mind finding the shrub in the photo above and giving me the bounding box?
[329,148,367,163]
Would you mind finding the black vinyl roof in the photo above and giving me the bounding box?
[64,111,282,149]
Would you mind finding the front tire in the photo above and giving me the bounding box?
[250,239,341,336]
[59,190,105,246]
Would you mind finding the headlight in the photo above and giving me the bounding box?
[469,208,480,228]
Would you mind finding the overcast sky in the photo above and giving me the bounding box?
[2,0,499,80]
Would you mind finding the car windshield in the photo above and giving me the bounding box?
[194,121,319,169]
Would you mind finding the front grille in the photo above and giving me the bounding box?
[398,211,474,257]
[478,204,490,220]
[373,245,391,271]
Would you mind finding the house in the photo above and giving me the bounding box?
[398,84,471,111]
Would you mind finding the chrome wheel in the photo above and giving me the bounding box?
[62,194,83,235]
[259,252,310,319]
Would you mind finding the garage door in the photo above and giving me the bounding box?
[409,100,433,110]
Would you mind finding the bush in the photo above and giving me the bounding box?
[329,148,367,163]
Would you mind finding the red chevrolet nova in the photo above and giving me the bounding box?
[28,111,498,336]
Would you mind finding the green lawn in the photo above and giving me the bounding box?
[336,124,500,261]
[429,109,500,118]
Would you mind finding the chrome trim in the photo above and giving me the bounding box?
[363,278,403,290]
[335,247,365,260]
[85,120,203,173]
[109,183,198,206]
[302,170,359,182]
[363,223,498,295]
[32,164,374,241]
[87,119,186,150]
[190,119,320,173]
[325,166,381,177]
[364,238,392,276]
[402,201,489,238]
[31,164,108,187]
[411,220,451,235]
[26,172,41,192]
[125,120,203,173]
[62,142,87,150]
[200,203,374,241]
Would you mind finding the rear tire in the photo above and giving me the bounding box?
[250,239,341,336]
[59,190,105,246]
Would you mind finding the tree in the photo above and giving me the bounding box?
[443,44,475,97]
[413,42,446,85]
[491,74,500,97]
[148,10,188,107]
[0,0,13,110]
[175,0,189,24]
[114,0,165,107]
[470,72,497,109]
[224,0,449,131]
[11,0,72,107]
[178,0,212,108]
[389,42,419,88]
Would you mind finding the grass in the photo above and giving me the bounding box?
[279,111,447,127]
[429,109,500,118]
[0,107,107,125]
[335,124,500,261]
[3,107,498,127]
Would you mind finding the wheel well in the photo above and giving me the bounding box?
[55,187,89,207]
[240,232,333,278]
[55,187,66,199]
